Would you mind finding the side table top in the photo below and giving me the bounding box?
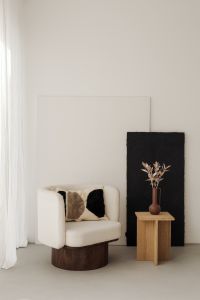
[135,212,175,221]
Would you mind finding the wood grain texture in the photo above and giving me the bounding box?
[136,212,175,265]
[137,220,154,261]
[135,212,175,221]
[158,221,171,260]
[154,220,158,265]
[52,242,108,271]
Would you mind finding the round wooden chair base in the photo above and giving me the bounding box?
[52,242,108,271]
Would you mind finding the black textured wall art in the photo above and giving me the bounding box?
[127,132,185,246]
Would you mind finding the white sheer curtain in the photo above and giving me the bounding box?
[0,0,27,269]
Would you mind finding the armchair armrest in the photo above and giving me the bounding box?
[37,188,65,249]
[103,185,120,221]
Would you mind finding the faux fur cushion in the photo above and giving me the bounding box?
[56,188,107,221]
[67,191,85,220]
[86,189,105,218]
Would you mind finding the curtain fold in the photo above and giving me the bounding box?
[0,0,27,269]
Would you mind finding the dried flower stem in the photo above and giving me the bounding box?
[141,161,171,188]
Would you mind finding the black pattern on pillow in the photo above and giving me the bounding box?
[57,190,67,216]
[86,189,105,218]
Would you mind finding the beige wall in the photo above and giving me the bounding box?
[24,0,200,243]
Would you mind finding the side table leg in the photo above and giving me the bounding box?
[137,219,155,261]
[153,220,158,265]
[158,221,171,261]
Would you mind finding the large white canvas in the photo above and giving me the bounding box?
[37,96,150,244]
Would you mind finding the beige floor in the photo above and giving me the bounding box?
[0,244,199,300]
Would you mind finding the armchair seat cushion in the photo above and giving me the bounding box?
[65,220,121,247]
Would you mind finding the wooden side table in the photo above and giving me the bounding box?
[135,212,175,265]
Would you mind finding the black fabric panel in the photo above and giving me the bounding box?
[127,132,185,246]
[86,189,105,218]
[57,191,66,216]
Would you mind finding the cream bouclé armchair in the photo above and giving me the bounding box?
[37,184,121,270]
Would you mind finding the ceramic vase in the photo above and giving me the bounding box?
[149,187,161,215]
